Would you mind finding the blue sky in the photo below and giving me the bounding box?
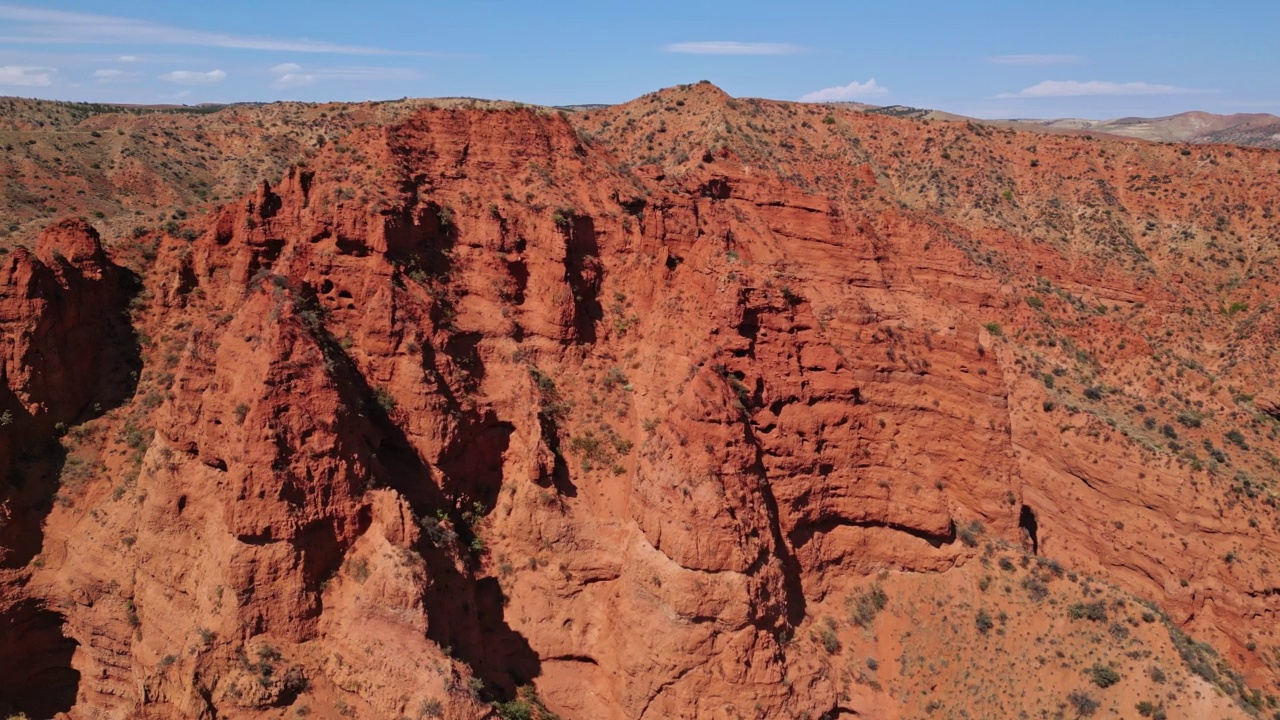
[1,0,1277,119]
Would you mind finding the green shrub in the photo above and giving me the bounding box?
[529,367,571,422]
[1067,601,1107,622]
[847,584,888,627]
[818,617,841,654]
[551,206,575,228]
[1021,575,1049,601]
[1068,689,1100,716]
[347,557,370,583]
[602,367,628,390]
[975,608,994,634]
[1088,663,1120,688]
[494,685,558,720]
[957,520,984,547]
[372,387,397,413]
[495,700,533,720]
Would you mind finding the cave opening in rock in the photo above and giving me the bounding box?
[0,605,80,718]
[1019,505,1039,555]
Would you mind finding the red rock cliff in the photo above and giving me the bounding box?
[2,86,1279,720]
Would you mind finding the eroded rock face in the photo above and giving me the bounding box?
[0,219,136,718]
[2,86,1280,719]
[0,220,130,441]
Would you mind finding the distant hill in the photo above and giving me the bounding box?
[1001,111,1280,148]
[814,99,1280,149]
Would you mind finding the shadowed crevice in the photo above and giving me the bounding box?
[0,602,80,718]
[1020,504,1039,555]
[789,516,957,550]
[562,215,602,343]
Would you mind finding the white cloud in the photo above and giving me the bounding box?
[268,62,419,89]
[663,41,804,55]
[94,68,137,80]
[800,78,888,102]
[998,80,1203,98]
[159,69,226,85]
[0,64,52,86]
[270,62,313,88]
[987,54,1084,66]
[274,72,316,89]
[117,54,139,62]
[0,4,426,55]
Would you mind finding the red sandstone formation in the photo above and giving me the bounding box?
[2,83,1279,719]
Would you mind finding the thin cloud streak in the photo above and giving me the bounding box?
[987,54,1084,65]
[93,68,137,81]
[663,41,805,55]
[159,69,227,85]
[0,4,438,56]
[269,62,421,89]
[998,80,1207,98]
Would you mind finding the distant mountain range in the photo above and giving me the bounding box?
[840,103,1280,149]
[1004,111,1280,148]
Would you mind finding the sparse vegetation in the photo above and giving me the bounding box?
[818,617,841,654]
[494,685,560,720]
[847,584,889,627]
[957,520,985,547]
[372,386,397,413]
[1068,601,1108,622]
[1067,689,1100,716]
